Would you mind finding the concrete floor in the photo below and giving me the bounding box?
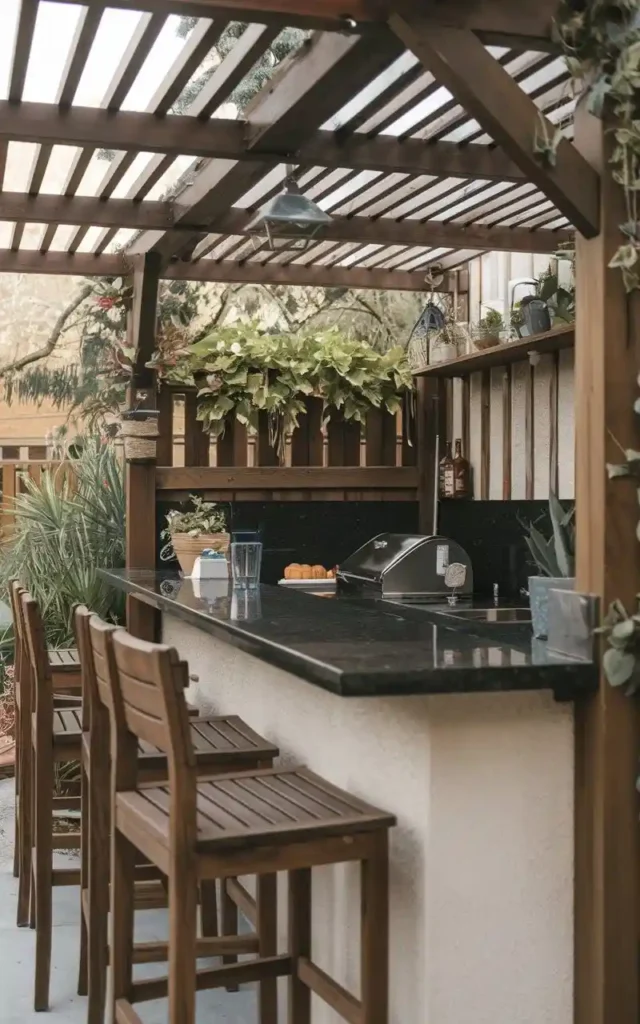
[0,778,256,1022]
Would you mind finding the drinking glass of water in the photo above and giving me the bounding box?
[230,541,262,590]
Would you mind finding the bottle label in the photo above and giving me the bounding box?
[436,544,449,576]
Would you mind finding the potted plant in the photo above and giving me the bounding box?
[160,495,229,576]
[523,493,575,639]
[473,307,504,349]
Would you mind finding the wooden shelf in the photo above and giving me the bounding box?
[415,324,575,378]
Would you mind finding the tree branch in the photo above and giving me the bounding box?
[0,282,94,379]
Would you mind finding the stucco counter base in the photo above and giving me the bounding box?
[164,613,573,1024]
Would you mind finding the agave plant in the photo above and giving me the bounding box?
[524,492,575,578]
[0,435,125,652]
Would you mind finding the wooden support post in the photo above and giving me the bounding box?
[417,377,447,535]
[573,102,640,1024]
[125,252,161,642]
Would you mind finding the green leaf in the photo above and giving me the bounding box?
[603,647,636,687]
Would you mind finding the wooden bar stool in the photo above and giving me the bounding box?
[76,607,279,1024]
[19,590,84,1012]
[9,581,81,888]
[104,624,395,1024]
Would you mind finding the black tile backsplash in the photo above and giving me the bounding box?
[156,500,419,583]
[438,499,560,599]
[156,496,563,596]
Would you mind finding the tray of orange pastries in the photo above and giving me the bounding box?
[279,564,337,590]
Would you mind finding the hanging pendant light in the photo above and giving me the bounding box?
[246,168,332,253]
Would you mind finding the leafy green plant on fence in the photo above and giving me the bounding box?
[0,435,126,659]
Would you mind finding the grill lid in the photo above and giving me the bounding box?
[337,533,427,585]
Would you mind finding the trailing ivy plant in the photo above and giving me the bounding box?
[555,0,640,291]
[191,325,413,459]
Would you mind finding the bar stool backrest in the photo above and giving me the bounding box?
[108,628,198,848]
[9,581,28,711]
[20,592,54,748]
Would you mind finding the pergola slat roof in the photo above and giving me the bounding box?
[0,0,583,291]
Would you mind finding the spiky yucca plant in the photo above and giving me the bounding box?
[524,492,575,578]
[0,436,125,650]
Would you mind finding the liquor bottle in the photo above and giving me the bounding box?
[453,438,472,499]
[439,441,454,499]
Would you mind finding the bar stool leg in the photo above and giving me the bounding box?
[200,880,218,937]
[33,741,53,1011]
[288,867,311,1024]
[86,735,110,1024]
[257,874,278,1024]
[360,832,389,1024]
[111,828,136,1022]
[221,881,239,990]
[13,703,20,878]
[168,864,198,1024]
[77,758,88,996]
[16,730,32,926]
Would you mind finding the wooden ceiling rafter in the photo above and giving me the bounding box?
[388,15,599,237]
[0,248,461,292]
[52,0,564,52]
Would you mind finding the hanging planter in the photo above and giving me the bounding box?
[120,409,159,463]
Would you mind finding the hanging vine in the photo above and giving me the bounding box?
[556,0,640,290]
[551,1,640,691]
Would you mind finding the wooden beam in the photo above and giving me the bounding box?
[156,466,418,492]
[0,192,571,253]
[53,0,561,48]
[388,16,599,237]
[0,104,530,182]
[0,249,459,292]
[128,30,404,263]
[573,103,640,1024]
[125,252,162,642]
[168,258,460,292]
[130,252,162,390]
[215,209,571,253]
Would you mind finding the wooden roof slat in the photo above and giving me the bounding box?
[389,16,599,237]
[147,16,224,116]
[66,225,90,254]
[93,227,119,255]
[190,22,279,118]
[56,5,106,109]
[8,0,39,103]
[10,222,24,252]
[103,12,167,111]
[39,223,57,254]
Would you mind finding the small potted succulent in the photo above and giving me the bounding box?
[473,308,504,350]
[523,493,575,639]
[160,495,229,576]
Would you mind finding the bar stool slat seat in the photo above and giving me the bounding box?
[117,767,394,852]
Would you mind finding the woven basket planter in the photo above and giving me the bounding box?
[120,409,159,462]
[171,533,230,576]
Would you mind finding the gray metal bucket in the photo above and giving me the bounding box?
[528,576,575,639]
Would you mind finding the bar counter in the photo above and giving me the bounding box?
[100,567,588,1024]
[99,569,595,701]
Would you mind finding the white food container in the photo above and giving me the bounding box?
[191,555,229,580]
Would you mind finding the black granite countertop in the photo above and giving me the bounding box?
[98,569,597,701]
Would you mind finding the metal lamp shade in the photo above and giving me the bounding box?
[246,186,332,252]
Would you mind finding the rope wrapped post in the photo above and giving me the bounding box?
[120,408,160,463]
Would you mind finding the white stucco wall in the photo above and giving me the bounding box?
[164,616,575,1024]
[458,252,575,500]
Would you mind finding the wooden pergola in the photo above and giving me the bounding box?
[0,2,636,1023]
